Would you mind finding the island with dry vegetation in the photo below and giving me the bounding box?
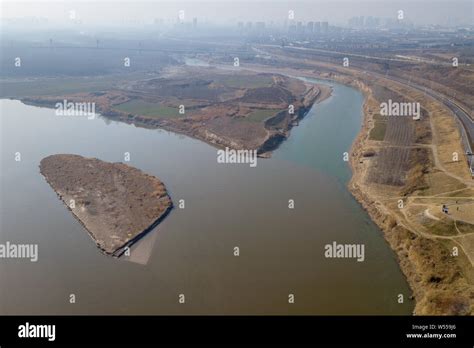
[22,66,330,157]
[40,154,173,256]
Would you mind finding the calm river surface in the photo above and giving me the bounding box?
[0,79,413,314]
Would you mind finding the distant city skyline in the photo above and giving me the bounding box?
[1,0,473,27]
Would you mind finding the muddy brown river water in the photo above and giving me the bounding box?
[0,78,413,314]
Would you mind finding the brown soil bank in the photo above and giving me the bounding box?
[39,154,173,256]
[344,76,473,315]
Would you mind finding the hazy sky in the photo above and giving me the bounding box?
[1,0,473,26]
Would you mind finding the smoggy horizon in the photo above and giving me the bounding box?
[1,0,473,28]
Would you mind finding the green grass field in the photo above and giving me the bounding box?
[213,75,273,89]
[0,73,149,98]
[245,109,280,123]
[369,114,387,141]
[114,100,184,119]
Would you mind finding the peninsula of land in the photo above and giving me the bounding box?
[20,66,331,157]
